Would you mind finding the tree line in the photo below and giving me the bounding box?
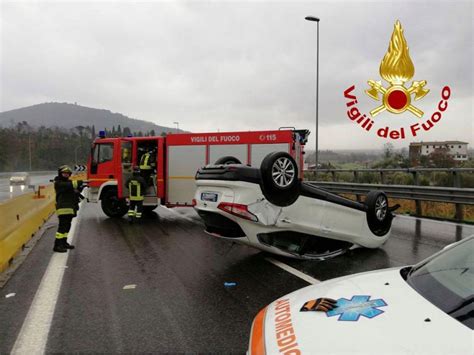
[305,143,472,170]
[0,121,162,172]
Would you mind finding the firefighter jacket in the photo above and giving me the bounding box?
[139,152,156,171]
[126,175,147,201]
[54,176,83,216]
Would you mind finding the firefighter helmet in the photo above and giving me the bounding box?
[58,165,73,175]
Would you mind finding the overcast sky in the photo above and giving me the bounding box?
[1,0,472,149]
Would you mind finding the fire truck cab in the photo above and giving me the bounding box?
[86,129,309,218]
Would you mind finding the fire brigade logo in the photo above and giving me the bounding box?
[343,20,451,140]
[365,20,429,118]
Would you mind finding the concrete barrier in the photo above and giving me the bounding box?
[71,172,87,182]
[0,185,55,272]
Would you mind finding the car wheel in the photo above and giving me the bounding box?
[214,156,242,165]
[101,189,128,218]
[365,191,392,236]
[260,152,300,207]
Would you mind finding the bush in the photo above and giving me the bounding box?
[419,176,430,186]
[461,173,474,188]
[391,172,413,185]
[360,172,379,184]
[431,172,452,187]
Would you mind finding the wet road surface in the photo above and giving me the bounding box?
[1,203,473,353]
[0,172,54,202]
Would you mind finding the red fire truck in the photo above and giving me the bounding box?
[86,129,309,217]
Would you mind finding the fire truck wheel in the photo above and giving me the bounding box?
[365,191,392,236]
[101,189,128,218]
[214,156,242,165]
[260,152,300,207]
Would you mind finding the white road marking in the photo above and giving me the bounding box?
[11,211,81,355]
[162,205,197,222]
[123,284,137,290]
[265,257,321,285]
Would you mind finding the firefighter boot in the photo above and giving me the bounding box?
[53,239,67,253]
[64,239,75,249]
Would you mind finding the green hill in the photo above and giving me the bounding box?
[0,102,179,134]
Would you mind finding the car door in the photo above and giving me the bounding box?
[320,200,364,240]
[277,196,326,234]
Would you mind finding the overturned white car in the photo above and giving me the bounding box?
[194,152,398,259]
[194,152,396,258]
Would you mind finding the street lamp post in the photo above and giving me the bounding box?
[74,146,81,166]
[173,122,179,133]
[305,16,320,171]
[28,134,32,171]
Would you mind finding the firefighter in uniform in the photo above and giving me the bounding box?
[139,148,156,187]
[54,165,83,253]
[126,167,147,223]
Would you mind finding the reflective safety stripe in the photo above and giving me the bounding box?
[168,176,195,180]
[128,210,136,216]
[128,181,144,201]
[87,178,116,182]
[140,154,151,170]
[72,180,78,189]
[135,213,142,218]
[56,208,75,215]
[55,232,68,239]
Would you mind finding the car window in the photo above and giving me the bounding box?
[407,237,474,329]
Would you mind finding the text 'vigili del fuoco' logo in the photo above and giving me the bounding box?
[343,20,451,140]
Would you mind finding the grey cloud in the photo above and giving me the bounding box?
[1,0,472,149]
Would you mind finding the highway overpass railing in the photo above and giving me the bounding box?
[305,168,474,221]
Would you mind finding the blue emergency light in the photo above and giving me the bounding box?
[98,130,106,138]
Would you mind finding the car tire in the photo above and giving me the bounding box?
[214,156,242,165]
[260,152,300,207]
[365,191,392,236]
[101,189,128,218]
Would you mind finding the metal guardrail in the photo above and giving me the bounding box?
[304,167,474,221]
[308,182,474,205]
[305,168,474,188]
[313,168,474,173]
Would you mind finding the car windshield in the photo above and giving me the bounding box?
[406,236,474,330]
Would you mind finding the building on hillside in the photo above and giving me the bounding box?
[409,141,469,165]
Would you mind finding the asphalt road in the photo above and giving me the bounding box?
[1,203,473,353]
